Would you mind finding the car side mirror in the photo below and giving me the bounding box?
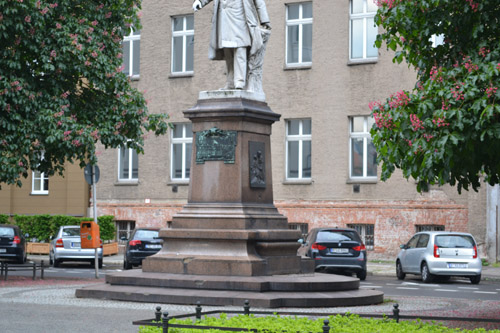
[120,236,127,241]
[400,244,407,250]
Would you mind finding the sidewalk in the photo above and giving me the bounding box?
[27,254,500,281]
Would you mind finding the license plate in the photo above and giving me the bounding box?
[71,242,81,248]
[330,248,349,254]
[146,244,162,249]
[448,263,468,268]
[0,249,6,253]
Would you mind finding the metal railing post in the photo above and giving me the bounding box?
[162,311,169,333]
[40,260,45,280]
[32,261,36,280]
[393,304,400,323]
[155,306,162,322]
[196,301,202,320]
[244,300,250,316]
[4,262,8,281]
[322,319,330,333]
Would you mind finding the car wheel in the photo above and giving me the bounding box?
[396,260,406,280]
[123,260,132,270]
[53,258,61,268]
[356,269,367,281]
[470,274,481,285]
[421,262,433,283]
[16,254,26,264]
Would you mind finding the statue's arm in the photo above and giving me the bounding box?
[193,0,212,11]
[254,0,271,28]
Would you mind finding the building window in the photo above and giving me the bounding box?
[171,123,193,181]
[349,0,378,61]
[286,119,311,180]
[348,224,374,250]
[416,225,445,232]
[116,220,136,243]
[349,116,377,180]
[123,27,140,78]
[286,2,312,67]
[172,15,194,74]
[118,147,139,181]
[32,171,49,194]
[289,223,309,238]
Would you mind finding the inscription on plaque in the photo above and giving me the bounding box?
[196,127,237,164]
[249,141,266,188]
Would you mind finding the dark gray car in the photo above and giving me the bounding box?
[0,224,27,264]
[298,227,367,280]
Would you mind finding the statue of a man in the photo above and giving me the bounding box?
[193,0,271,91]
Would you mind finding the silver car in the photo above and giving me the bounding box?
[396,231,482,284]
[49,225,103,268]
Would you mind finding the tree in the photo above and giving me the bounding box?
[0,0,169,187]
[371,0,500,192]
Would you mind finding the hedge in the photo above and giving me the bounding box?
[0,214,9,224]
[13,214,116,242]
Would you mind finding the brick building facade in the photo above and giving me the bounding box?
[95,0,493,259]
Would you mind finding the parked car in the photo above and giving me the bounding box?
[298,227,367,280]
[123,228,162,270]
[49,225,103,268]
[0,224,27,264]
[396,231,482,284]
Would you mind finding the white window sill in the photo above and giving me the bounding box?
[169,72,194,78]
[31,192,49,195]
[284,63,312,71]
[115,180,139,186]
[346,178,378,184]
[347,58,378,66]
[168,180,189,186]
[127,75,140,81]
[283,179,313,185]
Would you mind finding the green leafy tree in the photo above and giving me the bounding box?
[0,0,169,187]
[371,0,500,192]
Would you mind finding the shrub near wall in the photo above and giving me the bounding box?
[0,214,9,224]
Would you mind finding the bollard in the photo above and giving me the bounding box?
[195,301,202,320]
[4,262,8,281]
[393,303,400,323]
[243,300,250,316]
[40,260,44,280]
[322,319,330,333]
[32,261,36,280]
[155,306,162,322]
[162,311,169,333]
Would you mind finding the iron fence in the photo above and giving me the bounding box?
[0,260,46,281]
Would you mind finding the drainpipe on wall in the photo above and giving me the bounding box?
[487,184,499,263]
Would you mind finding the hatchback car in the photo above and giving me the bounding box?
[123,228,162,269]
[49,225,103,268]
[396,231,482,284]
[298,228,367,280]
[0,224,27,264]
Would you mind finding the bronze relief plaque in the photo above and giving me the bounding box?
[249,141,266,188]
[195,127,237,164]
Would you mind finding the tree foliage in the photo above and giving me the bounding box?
[0,0,169,187]
[371,0,500,192]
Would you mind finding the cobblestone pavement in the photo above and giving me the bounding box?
[1,276,500,332]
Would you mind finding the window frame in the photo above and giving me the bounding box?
[123,27,140,79]
[347,224,374,250]
[170,123,193,182]
[349,115,377,181]
[349,0,378,63]
[118,146,139,182]
[285,118,312,181]
[285,2,313,68]
[171,15,194,75]
[31,170,49,195]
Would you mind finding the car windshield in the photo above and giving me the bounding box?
[62,228,81,237]
[134,230,159,239]
[435,235,475,248]
[0,227,15,237]
[316,230,359,242]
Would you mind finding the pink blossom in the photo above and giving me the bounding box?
[76,44,83,51]
[486,86,498,99]
[91,20,98,26]
[25,15,31,23]
[49,3,58,8]
[56,23,62,29]
[105,12,112,18]
[497,63,500,71]
[116,53,123,59]
[50,50,57,58]
[85,60,91,66]
[40,7,49,15]
[97,4,104,10]
[0,13,3,22]
[64,130,72,136]
[78,19,86,24]
[18,161,24,167]
[91,51,98,58]
[61,91,70,98]
[410,114,424,131]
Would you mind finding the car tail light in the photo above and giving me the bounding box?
[13,236,21,245]
[353,244,366,251]
[56,238,64,248]
[100,239,103,249]
[129,240,141,247]
[311,243,327,250]
[434,244,440,258]
[473,245,478,259]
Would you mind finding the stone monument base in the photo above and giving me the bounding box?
[76,270,384,308]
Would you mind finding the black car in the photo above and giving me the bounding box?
[298,227,367,280]
[123,228,162,269]
[0,224,27,264]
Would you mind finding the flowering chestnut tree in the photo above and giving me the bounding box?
[0,0,169,187]
[371,0,500,192]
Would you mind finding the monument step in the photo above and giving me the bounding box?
[76,282,383,308]
[104,271,360,292]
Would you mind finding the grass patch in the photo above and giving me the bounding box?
[139,313,498,333]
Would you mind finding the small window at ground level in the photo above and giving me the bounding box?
[416,225,445,232]
[116,220,136,243]
[347,224,374,250]
[289,223,309,237]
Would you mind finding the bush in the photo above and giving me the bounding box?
[139,313,493,333]
[12,214,115,242]
[0,214,10,224]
